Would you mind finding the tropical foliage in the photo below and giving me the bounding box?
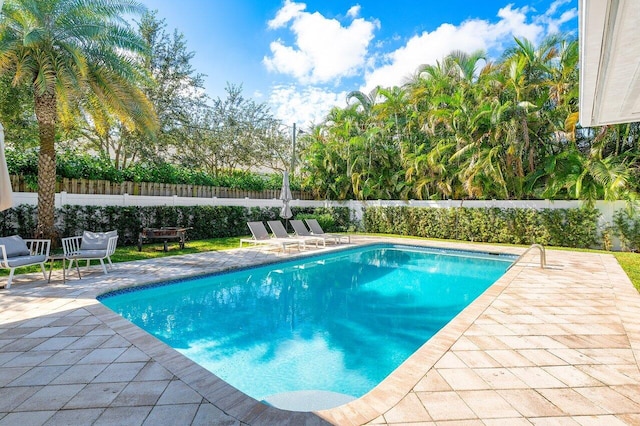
[612,208,640,252]
[76,9,208,169]
[300,35,640,203]
[0,0,158,239]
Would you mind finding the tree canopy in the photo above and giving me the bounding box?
[300,35,640,202]
[1,2,638,209]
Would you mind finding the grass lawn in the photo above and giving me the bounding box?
[3,235,640,294]
[0,237,242,280]
[613,252,640,292]
[110,237,241,263]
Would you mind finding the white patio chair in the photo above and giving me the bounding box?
[0,236,50,288]
[62,230,118,275]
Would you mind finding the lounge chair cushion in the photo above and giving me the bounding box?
[0,235,30,257]
[6,254,46,267]
[80,230,117,250]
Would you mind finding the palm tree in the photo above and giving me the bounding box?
[346,86,380,117]
[537,147,634,203]
[0,0,157,240]
[447,49,487,83]
[500,36,563,176]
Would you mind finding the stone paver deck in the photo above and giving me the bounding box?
[1,237,640,425]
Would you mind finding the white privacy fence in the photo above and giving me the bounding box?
[11,191,628,229]
[11,192,327,210]
[10,191,351,213]
[10,192,633,249]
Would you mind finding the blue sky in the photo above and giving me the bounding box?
[138,0,578,128]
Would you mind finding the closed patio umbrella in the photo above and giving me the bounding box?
[279,171,293,227]
[0,123,13,212]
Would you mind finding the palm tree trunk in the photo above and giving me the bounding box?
[34,90,58,241]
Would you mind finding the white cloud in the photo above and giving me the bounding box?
[535,0,578,35]
[263,0,378,84]
[346,5,361,19]
[495,5,543,41]
[540,0,571,17]
[545,9,578,35]
[268,84,347,128]
[267,0,306,29]
[362,5,546,92]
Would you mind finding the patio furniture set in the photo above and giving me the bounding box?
[2,219,348,288]
[0,230,118,288]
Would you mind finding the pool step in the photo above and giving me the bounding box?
[262,389,357,412]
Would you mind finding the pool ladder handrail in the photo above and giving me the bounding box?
[507,244,546,270]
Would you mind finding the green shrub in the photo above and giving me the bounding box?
[294,206,351,232]
[295,213,335,232]
[0,204,351,246]
[263,173,303,191]
[0,204,38,237]
[612,208,640,252]
[364,206,600,249]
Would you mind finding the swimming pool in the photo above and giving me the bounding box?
[99,244,515,410]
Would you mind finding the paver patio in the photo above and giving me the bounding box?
[1,237,639,425]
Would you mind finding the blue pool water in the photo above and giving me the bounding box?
[99,244,514,407]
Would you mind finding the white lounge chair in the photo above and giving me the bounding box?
[267,220,324,248]
[290,219,337,246]
[62,230,118,275]
[240,221,303,252]
[0,235,50,288]
[305,218,351,244]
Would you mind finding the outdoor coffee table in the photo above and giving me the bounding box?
[47,254,67,283]
[47,254,81,283]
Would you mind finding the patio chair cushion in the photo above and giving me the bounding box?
[6,254,46,267]
[0,235,30,258]
[74,249,110,259]
[80,230,117,251]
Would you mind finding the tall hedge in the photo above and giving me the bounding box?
[1,203,604,249]
[0,204,351,246]
[363,206,600,248]
[612,208,640,252]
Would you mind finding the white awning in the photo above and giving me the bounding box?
[579,0,640,127]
